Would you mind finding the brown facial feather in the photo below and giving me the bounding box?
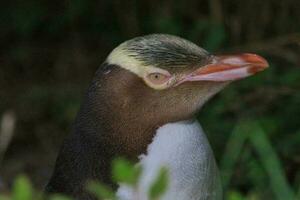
[46,63,227,199]
[93,64,226,157]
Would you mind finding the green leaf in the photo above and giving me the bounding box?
[0,194,10,200]
[226,191,245,200]
[203,23,226,51]
[49,194,73,200]
[12,175,33,200]
[297,184,300,200]
[153,16,182,35]
[86,181,116,200]
[247,121,296,200]
[112,158,141,186]
[148,167,169,200]
[220,122,248,189]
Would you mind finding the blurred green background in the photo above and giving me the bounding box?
[0,0,299,199]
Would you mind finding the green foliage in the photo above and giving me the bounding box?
[221,121,296,200]
[1,160,169,200]
[0,195,10,200]
[227,191,245,200]
[104,158,170,199]
[148,167,169,200]
[12,175,33,200]
[86,181,116,200]
[153,16,182,35]
[202,23,226,52]
[248,122,295,200]
[221,122,248,189]
[112,158,142,186]
[49,194,72,200]
[187,20,226,51]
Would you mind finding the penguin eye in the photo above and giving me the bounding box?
[147,73,170,85]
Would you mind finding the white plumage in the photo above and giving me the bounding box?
[117,120,222,200]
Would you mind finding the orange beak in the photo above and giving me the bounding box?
[184,53,269,82]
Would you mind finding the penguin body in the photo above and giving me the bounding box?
[117,120,222,200]
[46,34,268,200]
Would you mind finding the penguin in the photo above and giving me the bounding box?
[46,34,268,200]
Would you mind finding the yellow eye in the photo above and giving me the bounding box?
[147,73,170,85]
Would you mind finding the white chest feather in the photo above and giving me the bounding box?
[117,120,222,200]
